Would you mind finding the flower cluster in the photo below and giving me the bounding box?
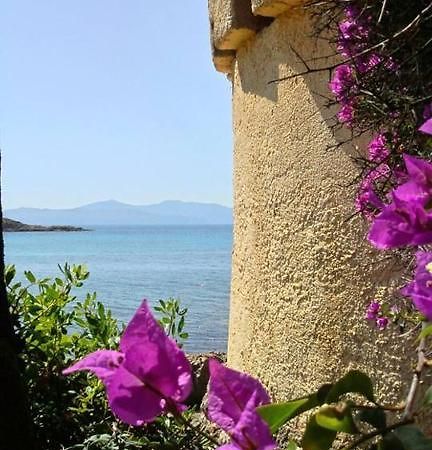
[330,6,396,128]
[63,300,276,450]
[365,300,388,330]
[366,122,432,321]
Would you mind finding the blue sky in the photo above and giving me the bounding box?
[0,1,232,209]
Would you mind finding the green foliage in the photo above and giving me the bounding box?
[259,370,432,450]
[6,264,203,450]
[154,298,189,346]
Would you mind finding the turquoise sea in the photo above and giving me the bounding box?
[4,225,232,352]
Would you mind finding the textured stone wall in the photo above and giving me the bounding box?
[208,0,414,405]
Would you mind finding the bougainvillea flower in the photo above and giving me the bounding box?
[63,300,192,426]
[208,359,276,450]
[376,316,389,331]
[420,118,432,135]
[329,64,355,100]
[401,251,432,320]
[368,155,432,249]
[337,101,355,125]
[368,133,389,163]
[365,300,380,320]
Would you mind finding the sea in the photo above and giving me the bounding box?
[4,225,232,353]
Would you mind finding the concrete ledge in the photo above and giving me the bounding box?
[252,0,303,17]
[209,0,271,51]
[212,46,236,73]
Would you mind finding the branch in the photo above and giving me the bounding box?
[402,321,429,420]
[269,1,432,84]
[343,419,413,450]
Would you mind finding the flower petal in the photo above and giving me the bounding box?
[106,365,165,426]
[231,391,277,450]
[419,118,432,135]
[62,350,124,381]
[120,300,169,352]
[120,300,192,403]
[208,359,270,434]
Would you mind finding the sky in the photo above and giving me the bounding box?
[0,1,233,210]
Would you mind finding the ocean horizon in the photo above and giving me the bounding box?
[4,224,232,352]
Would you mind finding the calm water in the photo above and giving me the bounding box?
[4,225,232,352]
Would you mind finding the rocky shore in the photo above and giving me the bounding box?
[3,218,89,232]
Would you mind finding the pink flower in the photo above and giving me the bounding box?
[420,118,432,135]
[365,300,380,320]
[208,359,276,450]
[329,64,355,100]
[376,316,389,330]
[337,101,355,125]
[401,251,432,320]
[368,133,389,163]
[368,155,432,249]
[63,300,192,426]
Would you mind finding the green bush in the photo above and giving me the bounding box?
[6,263,210,450]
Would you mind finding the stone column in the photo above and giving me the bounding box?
[208,0,413,405]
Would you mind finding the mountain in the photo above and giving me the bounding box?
[5,200,233,226]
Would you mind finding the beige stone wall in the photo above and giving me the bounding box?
[209,0,415,406]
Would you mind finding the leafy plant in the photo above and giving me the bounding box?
[6,264,203,450]
[154,297,189,346]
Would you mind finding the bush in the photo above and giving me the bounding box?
[6,263,210,450]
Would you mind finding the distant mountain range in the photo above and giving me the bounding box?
[5,200,233,226]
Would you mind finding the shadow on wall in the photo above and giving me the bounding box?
[236,9,356,156]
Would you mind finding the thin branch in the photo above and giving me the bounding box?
[402,321,429,420]
[343,419,413,450]
[269,1,432,84]
[378,0,388,24]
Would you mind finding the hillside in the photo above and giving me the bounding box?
[5,200,233,226]
[3,218,87,232]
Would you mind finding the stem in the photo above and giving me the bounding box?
[402,321,429,420]
[174,411,221,447]
[343,419,413,450]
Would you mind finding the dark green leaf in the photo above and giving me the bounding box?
[302,415,337,450]
[326,371,374,403]
[392,425,432,450]
[357,408,386,429]
[315,405,358,434]
[258,395,320,433]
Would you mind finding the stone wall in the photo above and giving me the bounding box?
[208,0,414,405]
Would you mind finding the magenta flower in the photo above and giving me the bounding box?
[368,133,389,163]
[337,101,355,125]
[329,64,355,100]
[368,155,432,249]
[376,316,389,331]
[207,359,276,450]
[63,300,192,426]
[401,251,432,320]
[420,118,432,135]
[365,300,380,320]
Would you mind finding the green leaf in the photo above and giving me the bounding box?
[419,323,432,340]
[285,441,299,450]
[302,415,337,450]
[24,270,36,284]
[392,425,432,450]
[326,371,374,403]
[315,405,358,434]
[357,408,386,429]
[5,265,16,286]
[423,386,432,407]
[258,395,320,433]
